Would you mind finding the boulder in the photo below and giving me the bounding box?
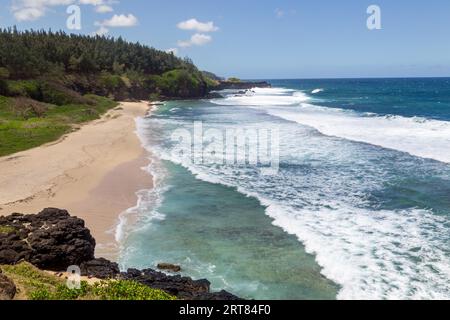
[0,208,95,271]
[0,270,16,300]
[80,258,120,279]
[157,263,181,273]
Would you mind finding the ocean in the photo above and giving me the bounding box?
[117,78,450,300]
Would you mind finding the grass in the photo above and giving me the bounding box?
[1,262,177,300]
[0,94,117,157]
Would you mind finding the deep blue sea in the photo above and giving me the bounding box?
[117,78,450,300]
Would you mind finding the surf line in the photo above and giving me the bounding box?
[170,121,280,175]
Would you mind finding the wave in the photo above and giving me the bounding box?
[311,88,324,94]
[267,103,450,164]
[210,87,310,106]
[146,143,450,299]
[126,93,450,299]
[212,87,450,163]
[115,118,169,250]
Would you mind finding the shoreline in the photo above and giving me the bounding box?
[0,101,154,259]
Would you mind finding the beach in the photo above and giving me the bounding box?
[0,101,152,259]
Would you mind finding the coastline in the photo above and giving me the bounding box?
[0,101,153,259]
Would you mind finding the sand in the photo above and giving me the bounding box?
[0,101,153,259]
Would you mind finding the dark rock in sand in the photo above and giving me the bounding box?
[0,270,16,300]
[0,208,95,271]
[157,263,182,273]
[80,258,120,279]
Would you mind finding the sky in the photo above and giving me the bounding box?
[1,0,450,79]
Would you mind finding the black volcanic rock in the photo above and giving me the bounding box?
[157,263,182,273]
[0,270,16,300]
[120,268,241,300]
[205,92,224,99]
[0,208,95,271]
[80,258,120,279]
[0,209,241,300]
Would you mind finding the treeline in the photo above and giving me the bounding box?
[0,28,216,100]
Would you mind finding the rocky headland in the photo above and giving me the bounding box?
[0,208,240,300]
[214,80,271,90]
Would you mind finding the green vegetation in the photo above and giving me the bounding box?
[0,94,117,156]
[147,69,206,98]
[0,225,16,234]
[227,77,241,83]
[0,28,222,156]
[1,262,176,300]
[0,28,215,100]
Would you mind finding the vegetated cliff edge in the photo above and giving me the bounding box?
[0,208,241,300]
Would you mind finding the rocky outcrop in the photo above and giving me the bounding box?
[0,208,95,271]
[120,268,241,300]
[0,270,16,300]
[157,263,182,273]
[0,209,241,300]
[214,80,271,90]
[80,258,120,279]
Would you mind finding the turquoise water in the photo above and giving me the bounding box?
[120,162,338,299]
[118,78,450,300]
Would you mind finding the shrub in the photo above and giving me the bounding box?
[228,77,241,83]
[91,280,177,300]
[40,81,88,105]
[6,80,41,99]
[0,67,10,79]
[12,97,48,119]
[146,69,206,98]
[30,280,176,300]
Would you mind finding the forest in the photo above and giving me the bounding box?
[0,28,218,156]
[0,27,216,100]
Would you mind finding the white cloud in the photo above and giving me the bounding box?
[11,0,75,21]
[11,0,118,21]
[79,0,103,4]
[177,33,212,48]
[165,48,178,55]
[177,18,218,33]
[13,6,45,21]
[79,0,114,13]
[275,8,284,18]
[95,4,113,13]
[98,14,138,27]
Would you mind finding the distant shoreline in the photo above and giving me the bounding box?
[0,101,153,259]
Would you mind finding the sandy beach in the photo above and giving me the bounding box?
[0,101,153,259]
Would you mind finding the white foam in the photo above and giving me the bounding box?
[151,145,450,299]
[128,96,450,300]
[264,203,450,300]
[268,103,450,164]
[211,87,309,106]
[311,88,324,94]
[114,118,169,246]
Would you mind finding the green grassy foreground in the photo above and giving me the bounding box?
[1,262,176,300]
[0,93,117,157]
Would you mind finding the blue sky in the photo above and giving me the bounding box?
[1,0,450,79]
